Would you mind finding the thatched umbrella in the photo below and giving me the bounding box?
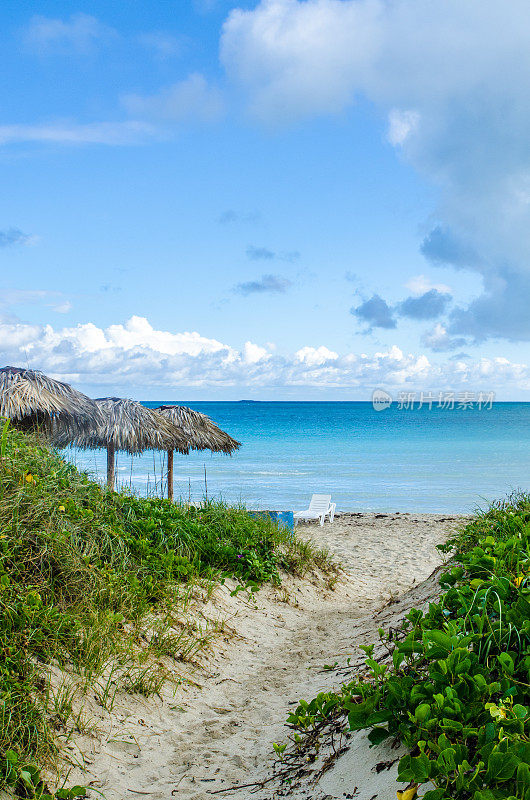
[0,365,101,436]
[156,405,240,501]
[53,397,189,491]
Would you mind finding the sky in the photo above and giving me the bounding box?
[2,0,530,399]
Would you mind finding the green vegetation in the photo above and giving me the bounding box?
[288,494,530,799]
[0,425,332,798]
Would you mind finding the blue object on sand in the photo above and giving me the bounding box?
[249,510,294,533]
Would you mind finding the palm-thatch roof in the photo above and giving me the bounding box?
[156,405,240,454]
[0,365,101,434]
[52,397,190,455]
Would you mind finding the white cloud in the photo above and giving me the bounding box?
[296,345,338,366]
[103,316,231,357]
[0,121,157,147]
[0,289,72,314]
[121,74,224,123]
[387,109,419,146]
[405,275,452,297]
[0,313,529,393]
[221,0,381,122]
[0,77,220,148]
[0,290,50,305]
[421,323,467,353]
[243,341,271,363]
[23,13,116,54]
[221,0,530,341]
[53,301,72,314]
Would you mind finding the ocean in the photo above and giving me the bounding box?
[64,401,530,514]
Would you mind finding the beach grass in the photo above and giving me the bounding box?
[0,424,333,798]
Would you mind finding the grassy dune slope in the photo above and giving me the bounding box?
[0,426,332,798]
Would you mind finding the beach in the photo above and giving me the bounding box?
[4,5,529,796]
[61,512,465,799]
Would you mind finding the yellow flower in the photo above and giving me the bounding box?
[25,474,34,483]
[58,505,66,512]
[514,576,524,588]
[397,786,418,800]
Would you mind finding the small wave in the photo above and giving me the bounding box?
[253,471,308,476]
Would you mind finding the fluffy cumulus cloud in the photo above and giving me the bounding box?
[0,314,529,393]
[221,0,530,342]
[243,341,271,363]
[296,345,338,366]
[221,0,382,122]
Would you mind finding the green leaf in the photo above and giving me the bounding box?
[398,752,431,783]
[516,762,530,791]
[485,751,518,782]
[347,696,379,730]
[497,652,515,675]
[0,417,10,457]
[437,747,457,773]
[5,750,18,765]
[415,703,431,723]
[367,727,390,745]
[424,630,454,653]
[393,648,405,670]
[440,718,463,732]
[19,770,33,788]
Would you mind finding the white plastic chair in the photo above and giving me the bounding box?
[294,494,336,526]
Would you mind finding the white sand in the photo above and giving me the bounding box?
[57,512,465,800]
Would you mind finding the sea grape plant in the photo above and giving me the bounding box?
[287,495,530,799]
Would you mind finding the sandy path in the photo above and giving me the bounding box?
[65,513,465,800]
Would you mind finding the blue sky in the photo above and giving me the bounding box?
[1,0,530,399]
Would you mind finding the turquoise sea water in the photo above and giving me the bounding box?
[64,401,530,514]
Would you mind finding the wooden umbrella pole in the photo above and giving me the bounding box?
[167,449,174,502]
[107,441,115,491]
